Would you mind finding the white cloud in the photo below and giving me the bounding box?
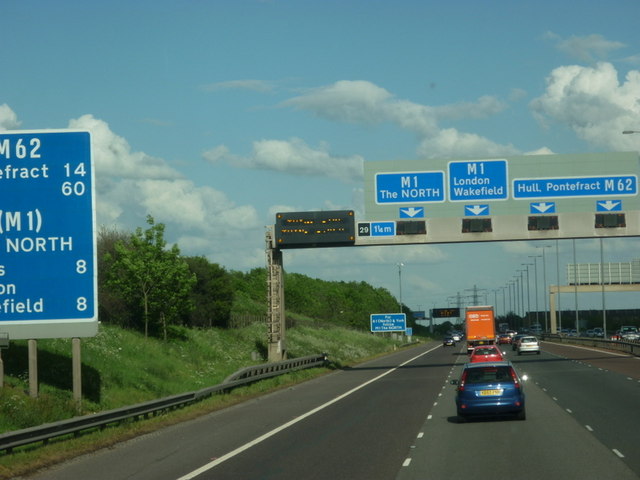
[201,79,274,93]
[203,137,364,183]
[69,115,182,180]
[205,80,518,177]
[285,80,395,124]
[433,95,508,121]
[0,104,21,130]
[284,80,516,159]
[546,32,626,63]
[530,62,640,150]
[418,128,519,159]
[59,114,262,265]
[524,147,555,155]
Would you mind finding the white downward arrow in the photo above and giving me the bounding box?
[466,205,488,216]
[401,207,423,218]
[532,202,554,213]
[598,200,620,211]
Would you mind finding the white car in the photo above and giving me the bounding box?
[517,336,540,355]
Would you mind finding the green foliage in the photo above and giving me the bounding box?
[228,269,400,329]
[98,218,401,335]
[283,274,399,329]
[183,256,233,328]
[0,323,412,433]
[104,216,196,338]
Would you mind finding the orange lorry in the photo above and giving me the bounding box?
[465,306,496,353]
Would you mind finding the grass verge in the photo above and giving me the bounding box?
[0,323,423,478]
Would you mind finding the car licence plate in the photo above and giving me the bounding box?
[479,389,503,396]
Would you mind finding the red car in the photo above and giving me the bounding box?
[469,345,505,363]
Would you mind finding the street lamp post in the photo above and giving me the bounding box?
[600,239,607,338]
[528,255,541,326]
[521,263,533,326]
[537,245,552,332]
[555,240,562,332]
[517,270,526,319]
[397,262,404,313]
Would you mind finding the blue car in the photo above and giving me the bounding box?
[451,361,526,421]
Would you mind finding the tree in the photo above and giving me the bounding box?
[105,215,196,338]
[97,226,134,328]
[184,256,233,328]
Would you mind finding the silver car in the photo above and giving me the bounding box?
[517,336,540,355]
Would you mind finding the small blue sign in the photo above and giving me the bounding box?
[513,176,637,199]
[375,171,445,204]
[370,221,396,236]
[405,327,413,336]
[530,202,556,214]
[596,200,622,211]
[370,313,407,332]
[399,207,424,218]
[448,159,508,201]
[465,205,489,216]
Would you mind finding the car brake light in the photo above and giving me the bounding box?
[510,368,520,389]
[458,370,468,391]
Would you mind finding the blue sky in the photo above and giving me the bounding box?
[2,0,640,315]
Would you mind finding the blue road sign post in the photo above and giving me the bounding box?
[0,130,97,339]
[370,313,407,332]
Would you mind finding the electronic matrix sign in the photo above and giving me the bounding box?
[275,210,355,248]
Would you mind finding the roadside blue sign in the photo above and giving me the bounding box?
[375,171,445,204]
[0,131,96,334]
[448,159,508,201]
[370,313,407,332]
[370,221,396,236]
[513,175,637,199]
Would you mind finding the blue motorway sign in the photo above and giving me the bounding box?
[448,159,508,201]
[375,171,445,204]
[0,130,96,336]
[513,175,637,199]
[370,313,407,332]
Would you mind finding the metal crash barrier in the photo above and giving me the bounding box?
[0,353,329,453]
[542,334,640,357]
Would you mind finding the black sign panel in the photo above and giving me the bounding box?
[275,210,355,248]
[432,307,461,318]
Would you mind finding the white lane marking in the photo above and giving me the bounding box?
[585,425,593,432]
[418,432,425,438]
[176,345,441,480]
[613,449,625,458]
[403,458,412,467]
[566,408,573,414]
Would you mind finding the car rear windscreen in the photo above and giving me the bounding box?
[465,367,513,384]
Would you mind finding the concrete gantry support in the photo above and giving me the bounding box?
[549,283,640,334]
[266,228,286,362]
